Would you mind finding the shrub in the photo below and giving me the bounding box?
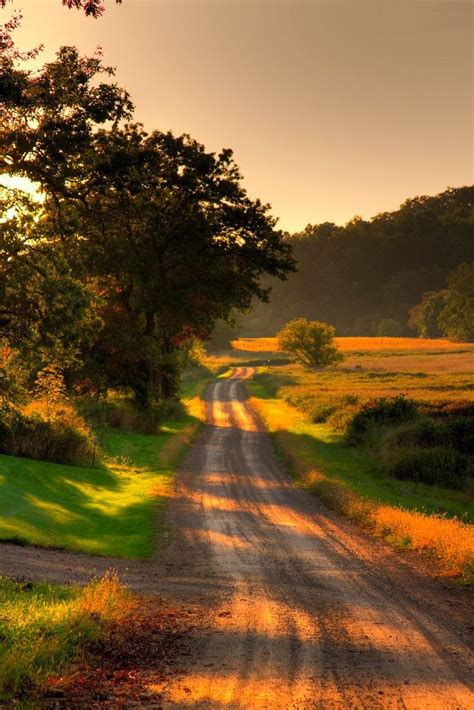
[79,393,186,434]
[385,447,472,490]
[0,406,93,465]
[389,416,474,455]
[347,396,418,444]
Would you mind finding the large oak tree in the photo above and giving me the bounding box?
[2,40,294,406]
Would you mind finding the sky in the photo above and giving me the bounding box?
[5,0,473,232]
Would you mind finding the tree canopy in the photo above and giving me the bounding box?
[277,319,343,369]
[1,37,295,407]
[242,186,474,338]
[0,0,122,18]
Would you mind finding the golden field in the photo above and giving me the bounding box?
[232,336,474,353]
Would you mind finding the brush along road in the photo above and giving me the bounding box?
[0,368,472,707]
[158,367,473,708]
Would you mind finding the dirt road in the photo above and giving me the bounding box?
[156,368,474,708]
[0,368,473,708]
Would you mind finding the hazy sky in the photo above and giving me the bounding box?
[6,0,474,232]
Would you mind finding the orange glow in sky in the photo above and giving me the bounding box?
[5,0,473,232]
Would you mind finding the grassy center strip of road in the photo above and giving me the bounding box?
[0,381,207,558]
[248,372,474,582]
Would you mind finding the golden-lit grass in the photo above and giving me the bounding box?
[0,572,133,702]
[250,394,474,581]
[303,471,474,580]
[232,336,474,353]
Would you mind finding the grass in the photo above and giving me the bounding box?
[0,391,205,558]
[248,368,474,581]
[0,573,133,703]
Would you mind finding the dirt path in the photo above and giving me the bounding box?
[1,367,473,708]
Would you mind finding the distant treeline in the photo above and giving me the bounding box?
[240,186,474,338]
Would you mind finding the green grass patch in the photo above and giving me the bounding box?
[0,573,132,703]
[0,402,202,558]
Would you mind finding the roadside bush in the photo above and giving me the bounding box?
[385,447,472,490]
[79,393,186,434]
[0,407,92,465]
[389,417,474,454]
[347,396,418,444]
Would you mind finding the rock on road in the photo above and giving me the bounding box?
[157,368,474,709]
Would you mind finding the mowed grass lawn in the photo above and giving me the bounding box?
[0,404,202,558]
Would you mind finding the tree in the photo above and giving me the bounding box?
[238,186,473,337]
[1,0,123,18]
[438,263,474,342]
[408,290,449,338]
[66,126,294,406]
[277,318,343,369]
[376,318,403,337]
[2,41,295,408]
[0,187,99,370]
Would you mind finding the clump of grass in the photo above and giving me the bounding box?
[0,572,133,703]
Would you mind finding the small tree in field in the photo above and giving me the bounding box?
[277,318,343,369]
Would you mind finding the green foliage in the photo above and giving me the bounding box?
[347,397,418,444]
[0,188,100,370]
[2,37,295,409]
[376,318,403,337]
[239,186,474,337]
[277,318,343,369]
[438,263,474,342]
[384,448,472,490]
[0,346,26,407]
[0,406,92,465]
[388,417,474,455]
[408,290,449,338]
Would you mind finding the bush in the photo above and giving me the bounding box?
[347,396,418,444]
[0,407,93,465]
[79,393,186,434]
[389,417,474,455]
[385,447,472,490]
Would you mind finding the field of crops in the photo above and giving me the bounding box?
[232,336,474,353]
